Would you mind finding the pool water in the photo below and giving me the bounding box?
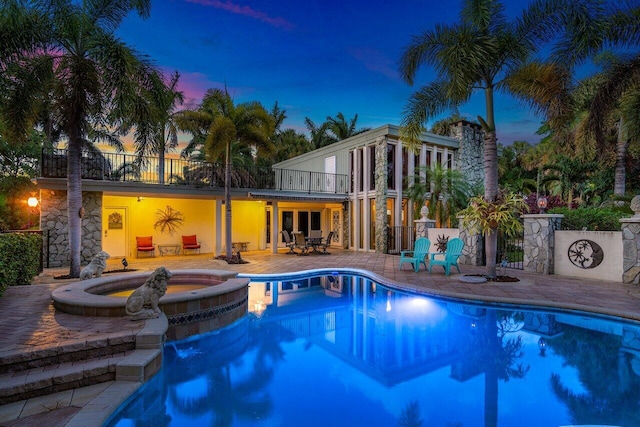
[106,273,640,426]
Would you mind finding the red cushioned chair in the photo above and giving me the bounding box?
[136,236,155,258]
[182,234,201,255]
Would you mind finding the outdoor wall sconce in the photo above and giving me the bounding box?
[27,197,39,208]
[537,196,548,214]
[137,197,143,202]
[79,207,85,218]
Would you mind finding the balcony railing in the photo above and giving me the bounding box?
[40,148,348,194]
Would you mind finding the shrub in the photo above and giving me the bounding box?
[0,232,42,296]
[550,207,627,231]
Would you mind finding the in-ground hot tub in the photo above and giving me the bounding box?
[52,269,249,340]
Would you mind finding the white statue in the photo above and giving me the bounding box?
[125,266,171,320]
[79,251,110,280]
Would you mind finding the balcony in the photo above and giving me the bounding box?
[40,148,348,195]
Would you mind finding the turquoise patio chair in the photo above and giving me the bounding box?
[428,237,464,276]
[399,237,431,272]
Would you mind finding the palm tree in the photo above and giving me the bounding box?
[582,56,640,197]
[326,112,370,141]
[540,155,598,206]
[429,112,465,136]
[535,1,640,197]
[498,142,538,195]
[398,0,586,277]
[181,88,274,259]
[304,117,334,149]
[405,164,472,227]
[0,0,158,277]
[272,128,311,163]
[130,71,185,184]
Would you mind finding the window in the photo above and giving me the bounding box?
[349,151,354,193]
[369,146,375,191]
[358,149,364,192]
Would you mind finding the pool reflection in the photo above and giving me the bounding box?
[107,274,640,427]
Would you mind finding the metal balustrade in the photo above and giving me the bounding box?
[40,148,348,194]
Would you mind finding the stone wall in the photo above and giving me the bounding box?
[450,120,484,189]
[40,191,103,268]
[374,137,388,253]
[523,214,563,274]
[457,226,484,266]
[621,220,640,284]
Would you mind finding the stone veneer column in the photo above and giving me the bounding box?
[458,219,483,266]
[374,137,388,253]
[40,190,103,267]
[620,195,640,284]
[523,214,563,275]
[451,120,484,190]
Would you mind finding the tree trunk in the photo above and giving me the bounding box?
[158,152,165,185]
[614,118,627,197]
[225,141,233,259]
[67,135,83,278]
[484,130,499,278]
[158,131,166,185]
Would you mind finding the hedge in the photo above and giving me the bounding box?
[0,232,42,296]
[549,207,628,231]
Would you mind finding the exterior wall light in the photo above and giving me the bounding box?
[537,196,548,214]
[27,197,39,208]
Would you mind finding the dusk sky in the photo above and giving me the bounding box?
[116,1,574,146]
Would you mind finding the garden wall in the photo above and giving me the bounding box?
[554,230,623,282]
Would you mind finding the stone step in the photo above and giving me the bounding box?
[0,315,166,407]
[0,352,130,405]
[0,331,137,375]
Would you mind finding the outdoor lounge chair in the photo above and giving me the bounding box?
[428,237,463,276]
[182,234,201,255]
[136,236,155,258]
[399,237,431,272]
[281,230,297,254]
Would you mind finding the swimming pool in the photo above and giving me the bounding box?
[106,271,640,426]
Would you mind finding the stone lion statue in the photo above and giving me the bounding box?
[125,266,172,320]
[80,251,110,280]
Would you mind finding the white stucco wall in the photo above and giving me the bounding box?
[554,230,623,282]
[427,228,460,245]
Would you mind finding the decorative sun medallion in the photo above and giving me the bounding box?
[567,239,604,269]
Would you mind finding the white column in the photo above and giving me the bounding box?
[271,201,279,254]
[353,148,361,250]
[363,146,370,251]
[395,141,402,227]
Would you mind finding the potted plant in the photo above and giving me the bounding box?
[458,189,528,280]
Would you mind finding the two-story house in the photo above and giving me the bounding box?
[34,121,482,267]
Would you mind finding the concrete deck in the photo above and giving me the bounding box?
[1,249,640,426]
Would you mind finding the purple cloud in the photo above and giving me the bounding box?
[186,0,294,30]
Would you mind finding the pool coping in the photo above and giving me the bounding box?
[71,267,640,426]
